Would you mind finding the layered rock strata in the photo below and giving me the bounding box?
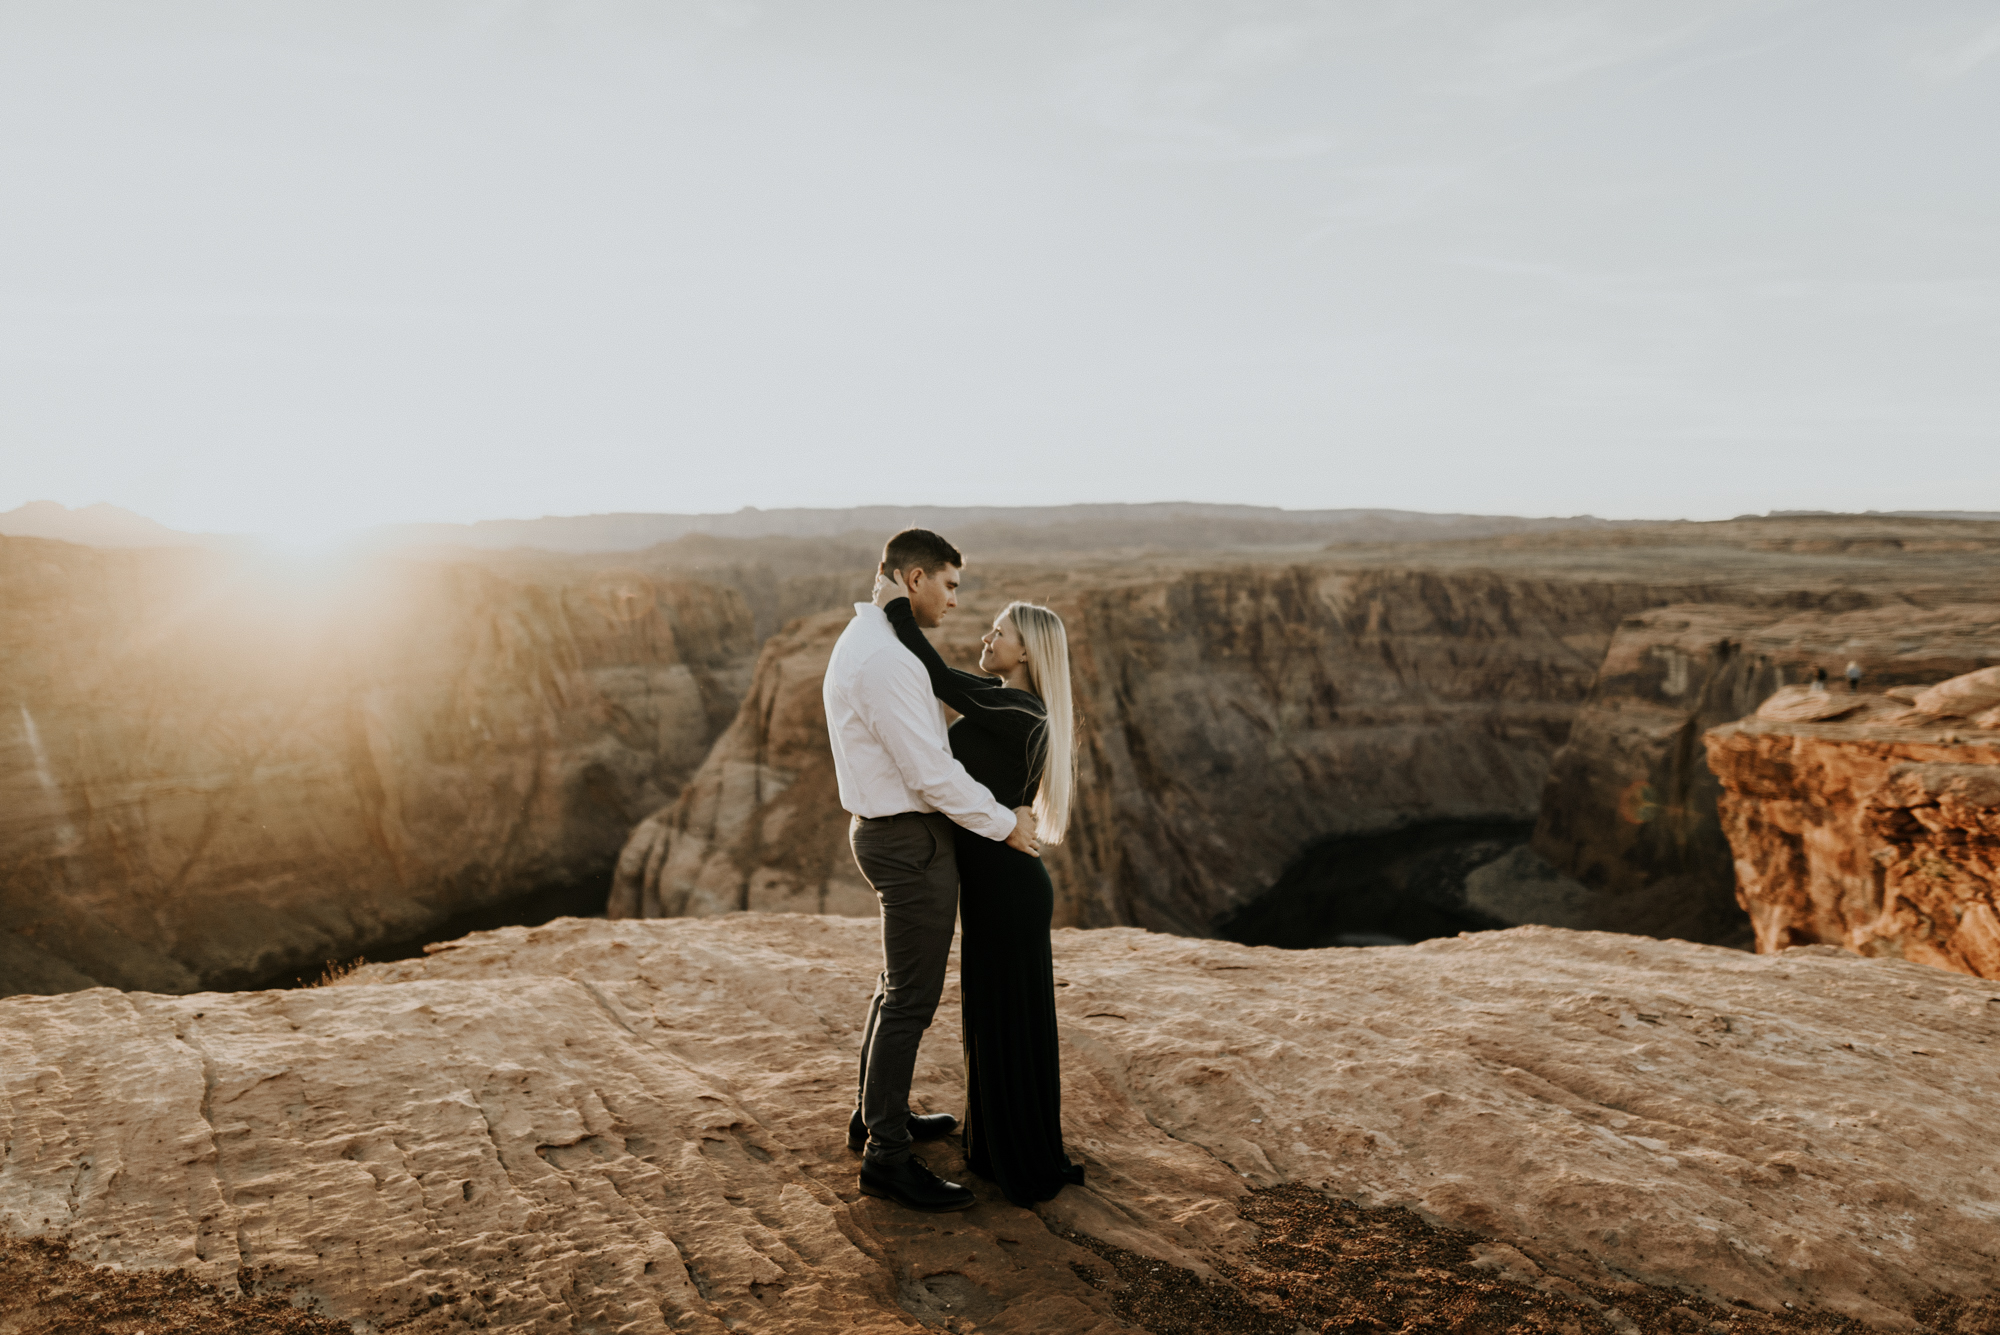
[613,566,1712,934]
[16,518,2000,995]
[1533,604,2000,945]
[1707,679,2000,976]
[0,537,754,993]
[2,915,1996,1332]
[466,533,877,642]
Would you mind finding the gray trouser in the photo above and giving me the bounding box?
[850,811,959,1166]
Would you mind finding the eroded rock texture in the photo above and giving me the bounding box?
[0,537,754,992]
[1533,604,2000,945]
[2,916,1996,1332]
[613,565,1706,934]
[1707,712,2000,977]
[610,612,877,920]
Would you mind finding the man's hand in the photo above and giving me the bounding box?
[1004,805,1040,858]
[871,567,910,609]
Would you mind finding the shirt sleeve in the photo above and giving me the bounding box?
[854,646,1018,841]
[883,598,1045,747]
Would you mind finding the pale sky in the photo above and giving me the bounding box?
[3,1,1997,540]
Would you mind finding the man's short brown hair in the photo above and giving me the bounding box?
[881,528,963,579]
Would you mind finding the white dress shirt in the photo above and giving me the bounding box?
[823,603,1017,841]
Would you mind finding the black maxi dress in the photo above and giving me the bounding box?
[884,597,1085,1206]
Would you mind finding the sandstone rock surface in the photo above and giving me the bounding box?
[1914,665,2000,720]
[1533,604,2000,947]
[1707,714,2000,977]
[2,916,1996,1332]
[1751,685,1916,724]
[1,538,755,993]
[609,612,876,919]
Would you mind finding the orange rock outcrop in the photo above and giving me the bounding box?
[1533,604,2000,945]
[1707,662,2000,976]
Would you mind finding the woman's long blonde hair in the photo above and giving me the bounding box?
[1004,601,1076,844]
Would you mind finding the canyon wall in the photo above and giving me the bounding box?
[613,564,1721,935]
[15,517,2000,996]
[459,533,877,642]
[1531,603,2000,947]
[0,537,756,993]
[1707,703,2000,978]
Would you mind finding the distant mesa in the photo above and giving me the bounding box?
[9,499,1642,557]
[0,500,218,549]
[363,503,1638,555]
[13,501,2000,557]
[1768,509,2000,521]
[20,500,2000,560]
[3,500,1630,556]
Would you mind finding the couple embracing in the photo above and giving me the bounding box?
[823,526,1084,1213]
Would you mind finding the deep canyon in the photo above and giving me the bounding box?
[6,509,2000,1334]
[609,515,2000,966]
[8,511,2000,994]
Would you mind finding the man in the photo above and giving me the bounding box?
[824,527,1040,1212]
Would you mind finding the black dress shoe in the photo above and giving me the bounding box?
[847,1108,958,1153]
[859,1156,975,1213]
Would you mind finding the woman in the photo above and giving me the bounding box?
[874,572,1086,1206]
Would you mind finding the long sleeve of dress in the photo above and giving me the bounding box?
[883,598,1043,747]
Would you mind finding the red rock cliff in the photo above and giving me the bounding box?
[1706,682,2000,977]
[1532,603,2000,945]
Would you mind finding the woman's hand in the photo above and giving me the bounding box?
[871,567,910,609]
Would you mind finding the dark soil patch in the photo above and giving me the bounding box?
[1061,1183,1999,1335]
[0,1236,348,1335]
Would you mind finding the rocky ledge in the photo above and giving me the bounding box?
[1530,605,2000,949]
[1706,666,2000,977]
[2,916,1995,1332]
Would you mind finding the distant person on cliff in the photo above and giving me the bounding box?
[1847,661,1863,693]
[873,566,1089,1209]
[824,527,1040,1213]
[1813,666,1829,693]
